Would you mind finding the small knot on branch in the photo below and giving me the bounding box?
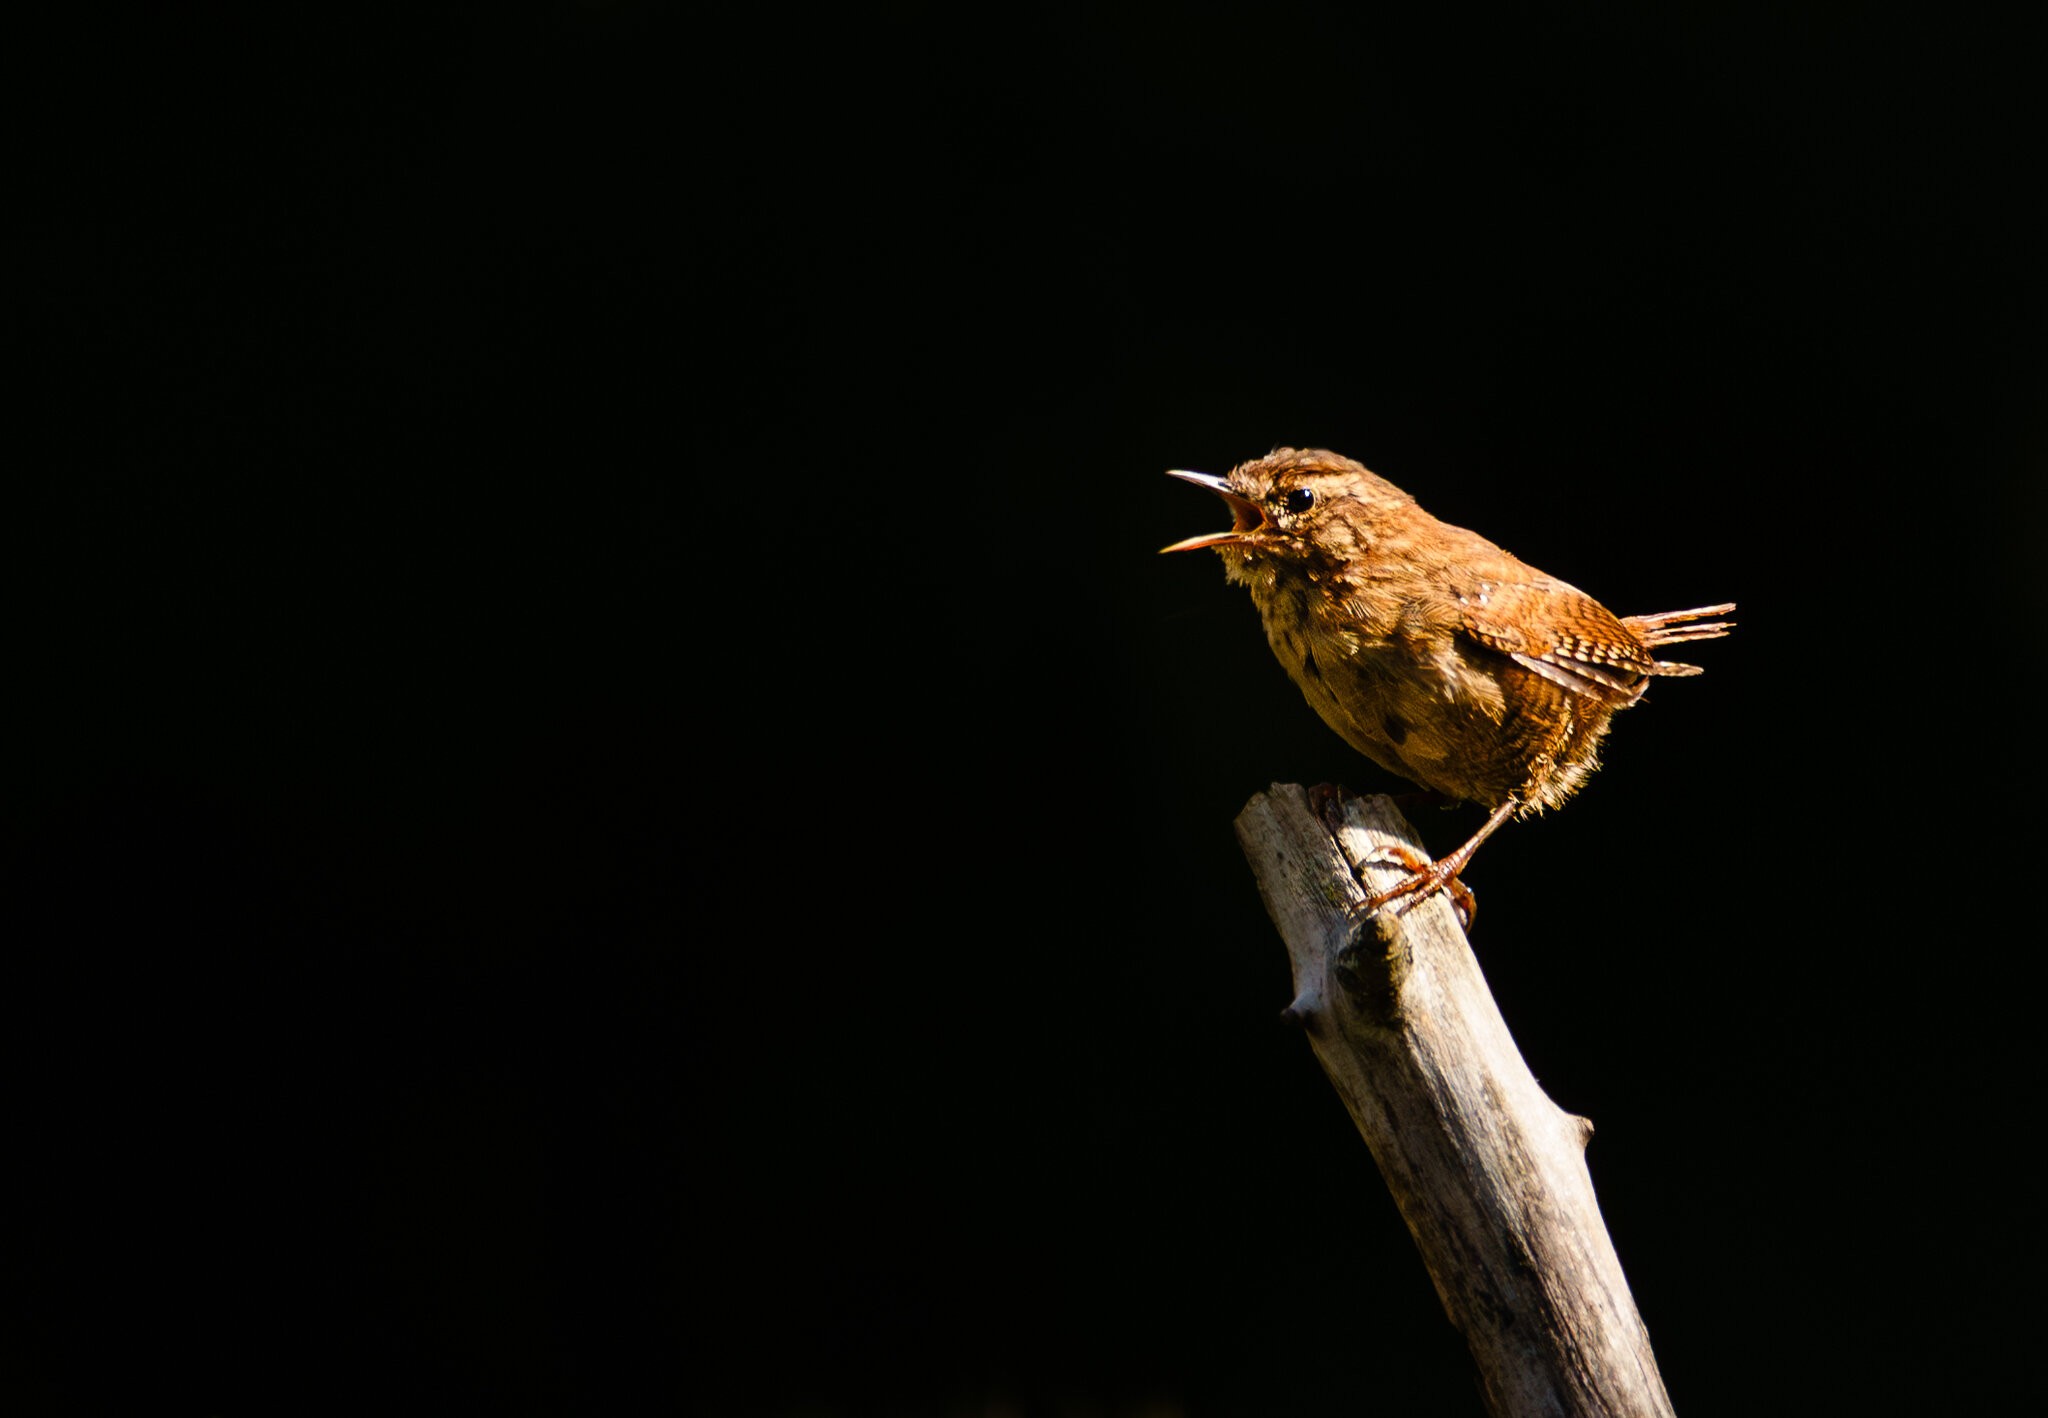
[1334,908,1410,1022]
[1279,993,1319,1030]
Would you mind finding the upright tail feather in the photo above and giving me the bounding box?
[1623,603,1734,676]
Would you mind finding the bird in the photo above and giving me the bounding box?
[1162,447,1732,926]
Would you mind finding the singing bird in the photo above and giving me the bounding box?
[1164,447,1731,924]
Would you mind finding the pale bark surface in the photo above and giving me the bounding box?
[1234,785,1675,1418]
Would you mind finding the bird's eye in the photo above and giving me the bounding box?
[1280,488,1315,515]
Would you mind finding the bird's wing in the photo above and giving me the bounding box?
[1453,578,1659,701]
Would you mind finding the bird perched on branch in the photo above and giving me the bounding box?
[1163,447,1731,926]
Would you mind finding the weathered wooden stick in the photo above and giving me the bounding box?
[1234,784,1675,1418]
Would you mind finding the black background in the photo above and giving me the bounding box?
[9,5,2043,1414]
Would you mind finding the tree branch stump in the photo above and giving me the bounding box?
[1234,784,1675,1418]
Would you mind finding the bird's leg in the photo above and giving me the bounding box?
[1359,797,1521,929]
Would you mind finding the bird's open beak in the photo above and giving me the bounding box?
[1159,470,1267,553]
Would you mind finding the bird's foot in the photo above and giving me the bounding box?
[1357,843,1476,930]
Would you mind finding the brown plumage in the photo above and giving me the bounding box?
[1163,447,1732,923]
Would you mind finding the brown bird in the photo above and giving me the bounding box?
[1163,447,1731,925]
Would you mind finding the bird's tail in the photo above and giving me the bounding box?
[1624,603,1735,676]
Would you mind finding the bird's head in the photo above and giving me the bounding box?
[1160,448,1413,569]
